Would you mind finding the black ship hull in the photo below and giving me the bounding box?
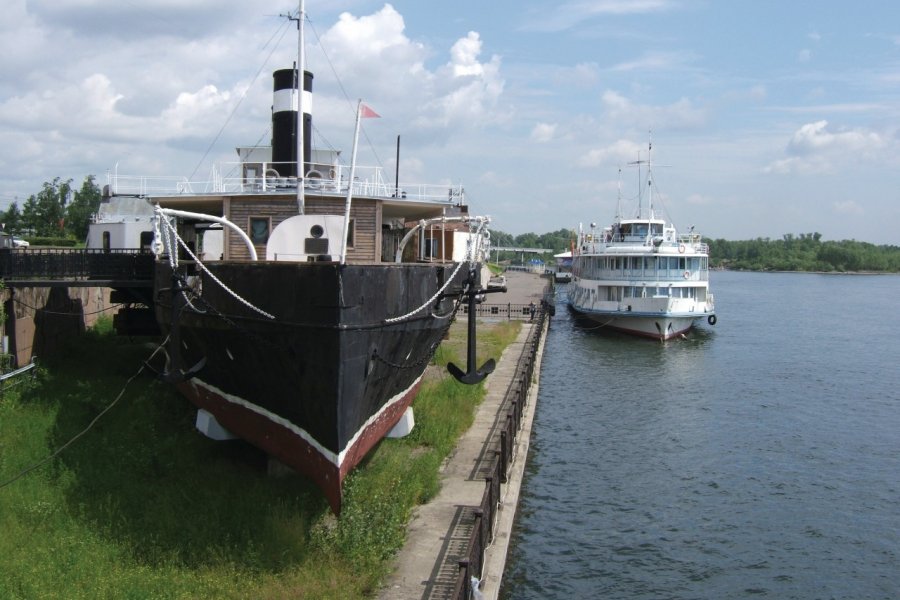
[155,260,467,513]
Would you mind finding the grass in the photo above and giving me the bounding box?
[0,316,521,599]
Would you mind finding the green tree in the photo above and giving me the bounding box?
[21,195,39,234]
[65,175,102,240]
[25,177,72,236]
[1,201,21,233]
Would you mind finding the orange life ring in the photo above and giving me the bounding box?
[678,244,685,253]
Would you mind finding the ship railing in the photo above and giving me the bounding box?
[575,269,710,282]
[677,234,708,254]
[108,162,464,204]
[460,302,546,319]
[452,301,549,600]
[0,247,154,281]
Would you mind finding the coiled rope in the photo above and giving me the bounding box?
[154,207,275,320]
[383,216,490,325]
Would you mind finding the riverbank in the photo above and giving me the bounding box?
[379,270,550,599]
[0,313,523,598]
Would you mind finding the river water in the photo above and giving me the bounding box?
[501,271,900,599]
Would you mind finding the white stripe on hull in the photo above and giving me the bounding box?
[187,370,425,469]
[571,308,698,340]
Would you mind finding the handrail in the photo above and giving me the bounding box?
[452,303,548,600]
[107,165,465,204]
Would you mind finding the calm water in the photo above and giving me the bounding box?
[501,271,900,599]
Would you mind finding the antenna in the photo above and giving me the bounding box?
[281,1,306,214]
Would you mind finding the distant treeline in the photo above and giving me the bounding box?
[490,229,572,259]
[705,233,900,272]
[492,229,900,273]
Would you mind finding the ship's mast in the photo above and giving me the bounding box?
[628,135,655,220]
[296,0,306,214]
[646,135,653,220]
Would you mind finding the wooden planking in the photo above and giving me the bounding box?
[225,195,379,262]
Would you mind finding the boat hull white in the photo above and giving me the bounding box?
[568,305,699,340]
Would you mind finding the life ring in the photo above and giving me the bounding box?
[683,271,690,279]
[678,244,686,253]
[707,314,717,325]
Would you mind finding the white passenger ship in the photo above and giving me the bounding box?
[567,145,716,340]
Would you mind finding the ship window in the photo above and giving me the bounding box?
[249,217,270,245]
[423,237,439,258]
[102,231,111,252]
[140,231,154,252]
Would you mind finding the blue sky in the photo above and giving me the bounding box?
[2,1,899,244]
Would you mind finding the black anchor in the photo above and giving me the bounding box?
[448,269,495,384]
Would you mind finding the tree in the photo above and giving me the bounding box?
[1,201,21,233]
[21,195,39,234]
[65,175,102,240]
[25,177,72,236]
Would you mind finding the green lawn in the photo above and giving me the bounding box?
[0,317,519,599]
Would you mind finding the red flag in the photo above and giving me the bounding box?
[359,103,380,119]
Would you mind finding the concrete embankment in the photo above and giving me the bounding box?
[379,270,549,600]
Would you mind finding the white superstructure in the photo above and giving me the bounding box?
[567,144,716,340]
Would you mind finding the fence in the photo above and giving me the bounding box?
[451,305,548,599]
[460,302,538,320]
[0,248,154,281]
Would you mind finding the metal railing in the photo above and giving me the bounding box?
[108,163,465,204]
[0,248,155,281]
[460,302,540,320]
[452,306,548,599]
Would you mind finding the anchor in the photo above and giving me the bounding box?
[448,268,496,384]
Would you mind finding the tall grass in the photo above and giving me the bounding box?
[0,316,520,599]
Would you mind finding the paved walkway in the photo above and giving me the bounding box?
[379,272,548,600]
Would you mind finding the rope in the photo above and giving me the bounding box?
[0,337,169,490]
[383,260,467,324]
[383,217,489,325]
[12,297,126,316]
[154,208,275,320]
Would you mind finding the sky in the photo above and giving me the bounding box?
[2,0,900,245]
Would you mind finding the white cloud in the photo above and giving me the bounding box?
[787,120,882,155]
[521,0,677,32]
[413,33,505,129]
[600,90,706,129]
[765,120,887,174]
[315,7,504,132]
[833,200,864,215]
[579,138,643,167]
[450,32,485,76]
[325,5,418,59]
[531,122,557,143]
[798,48,812,62]
[686,193,715,206]
[610,51,697,72]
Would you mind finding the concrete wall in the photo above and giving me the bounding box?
[2,286,112,368]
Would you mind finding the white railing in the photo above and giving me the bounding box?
[108,161,463,204]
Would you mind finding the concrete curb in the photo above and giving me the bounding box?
[478,317,547,599]
[379,272,549,599]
